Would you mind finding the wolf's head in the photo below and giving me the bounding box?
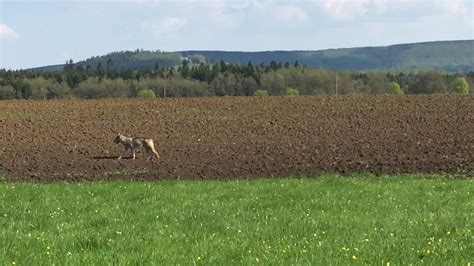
[114,133,122,144]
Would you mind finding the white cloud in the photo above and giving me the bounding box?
[159,17,187,32]
[434,0,472,27]
[0,24,19,40]
[206,1,244,30]
[435,0,469,16]
[142,17,187,39]
[313,0,471,20]
[369,0,420,13]
[314,0,370,20]
[274,5,309,24]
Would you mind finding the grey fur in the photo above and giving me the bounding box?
[114,133,160,160]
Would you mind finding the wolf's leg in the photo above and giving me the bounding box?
[118,147,128,160]
[132,149,136,160]
[144,147,153,160]
[150,146,160,160]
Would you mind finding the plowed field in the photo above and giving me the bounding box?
[0,95,472,181]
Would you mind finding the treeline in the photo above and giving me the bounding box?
[0,59,472,100]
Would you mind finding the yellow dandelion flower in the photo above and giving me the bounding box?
[256,257,260,262]
[386,262,390,266]
[47,246,50,250]
[12,262,16,265]
[197,256,201,261]
[352,255,357,260]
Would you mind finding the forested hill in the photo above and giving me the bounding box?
[182,40,474,72]
[32,40,473,72]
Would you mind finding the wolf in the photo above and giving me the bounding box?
[114,133,160,160]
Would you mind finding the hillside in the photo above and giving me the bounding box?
[31,40,473,72]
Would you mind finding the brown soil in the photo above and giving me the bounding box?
[0,95,472,181]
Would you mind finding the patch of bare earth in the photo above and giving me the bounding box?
[0,95,472,181]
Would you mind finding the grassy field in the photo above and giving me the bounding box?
[1,175,473,265]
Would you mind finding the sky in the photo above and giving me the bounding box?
[0,0,473,70]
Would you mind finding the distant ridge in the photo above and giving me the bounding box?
[30,40,474,72]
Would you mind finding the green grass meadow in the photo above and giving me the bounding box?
[1,175,473,265]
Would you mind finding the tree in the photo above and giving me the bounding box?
[13,81,32,99]
[211,63,221,80]
[245,61,255,78]
[261,72,286,95]
[270,60,279,71]
[169,67,176,77]
[409,71,446,94]
[86,65,94,77]
[366,72,390,94]
[96,62,105,80]
[26,76,50,99]
[219,60,227,73]
[453,77,470,94]
[135,70,145,81]
[154,62,160,73]
[106,58,113,77]
[300,68,334,95]
[240,77,258,96]
[122,68,134,80]
[63,59,74,72]
[191,63,211,82]
[210,73,241,96]
[0,85,16,100]
[180,60,191,78]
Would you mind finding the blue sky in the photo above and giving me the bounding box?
[1,0,473,70]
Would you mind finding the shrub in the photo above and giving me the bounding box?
[389,82,404,95]
[286,87,300,96]
[453,77,469,94]
[137,89,156,99]
[253,89,269,96]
